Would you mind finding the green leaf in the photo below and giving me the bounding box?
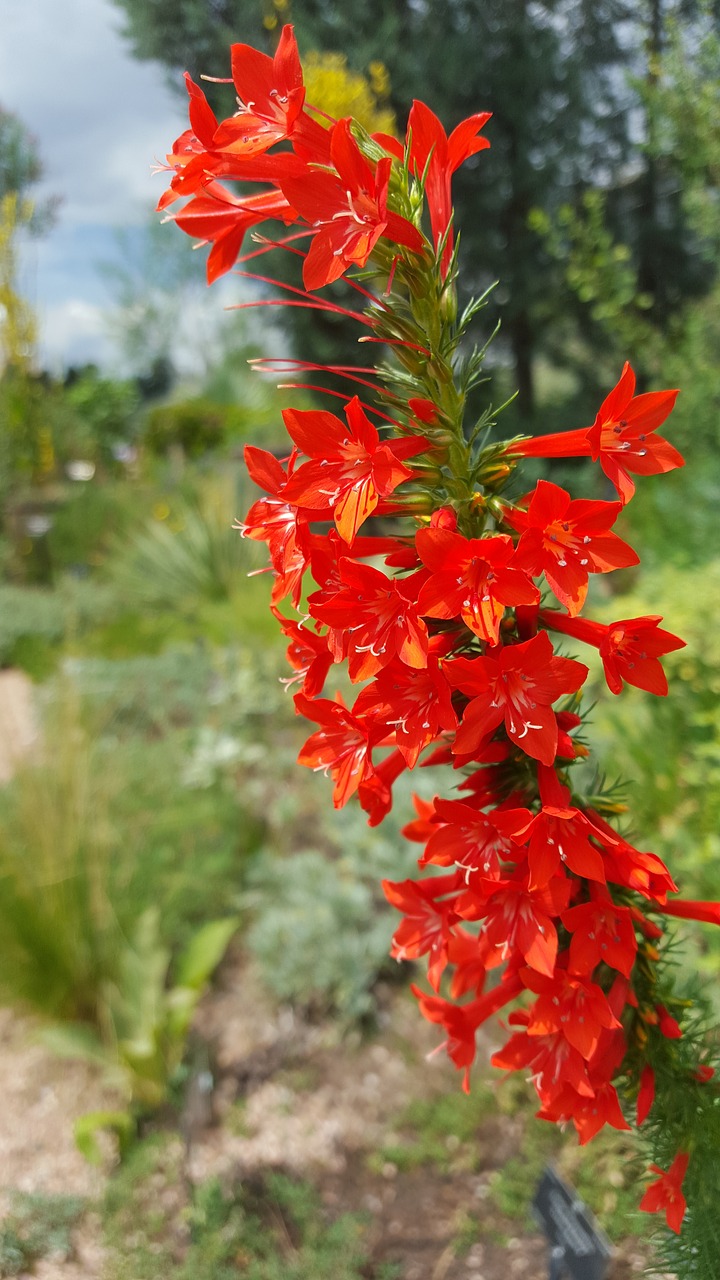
[74,1109,135,1164]
[173,916,238,992]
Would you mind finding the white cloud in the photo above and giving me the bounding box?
[0,0,192,369]
[38,297,115,372]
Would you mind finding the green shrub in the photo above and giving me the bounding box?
[245,790,429,1021]
[108,485,260,609]
[144,398,249,457]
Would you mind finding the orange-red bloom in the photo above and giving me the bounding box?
[281,118,424,290]
[539,609,685,696]
[280,396,424,543]
[446,631,588,765]
[508,363,682,504]
[506,479,639,615]
[378,100,491,275]
[416,528,538,644]
[639,1153,690,1233]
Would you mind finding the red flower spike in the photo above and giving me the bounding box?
[280,396,424,543]
[416,528,539,645]
[506,479,639,616]
[446,631,588,765]
[637,1064,656,1125]
[639,1153,690,1234]
[539,609,685,696]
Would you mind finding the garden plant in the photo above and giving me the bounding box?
[160,26,720,1273]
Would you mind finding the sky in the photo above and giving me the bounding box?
[0,0,196,371]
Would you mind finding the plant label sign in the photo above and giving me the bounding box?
[532,1167,613,1280]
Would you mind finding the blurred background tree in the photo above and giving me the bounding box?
[109,0,720,422]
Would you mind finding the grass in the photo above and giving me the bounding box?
[0,1191,86,1277]
[369,1084,497,1174]
[102,1135,399,1280]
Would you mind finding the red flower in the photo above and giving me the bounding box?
[586,810,677,903]
[220,24,307,154]
[240,446,312,607]
[308,559,428,682]
[539,609,685,696]
[378,101,491,275]
[586,363,683,504]
[639,1153,690,1234]
[492,1014,595,1103]
[272,608,333,699]
[280,396,424,543]
[175,185,298,284]
[506,479,639,615]
[281,118,425,290]
[446,631,588,765]
[383,872,462,990]
[414,973,523,1091]
[561,892,637,979]
[508,364,682,505]
[656,898,720,926]
[459,869,571,978]
[401,793,439,843]
[523,968,622,1061]
[492,767,616,891]
[416,528,538,644]
[353,656,457,767]
[537,1079,631,1145]
[295,692,380,808]
[420,798,516,877]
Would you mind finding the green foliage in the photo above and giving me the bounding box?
[47,908,237,1116]
[371,1085,496,1173]
[0,1191,85,1277]
[144,397,250,457]
[108,483,260,609]
[61,368,140,465]
[103,1138,382,1280]
[585,560,720,968]
[245,792,426,1020]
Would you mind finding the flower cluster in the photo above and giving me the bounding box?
[161,26,719,1245]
